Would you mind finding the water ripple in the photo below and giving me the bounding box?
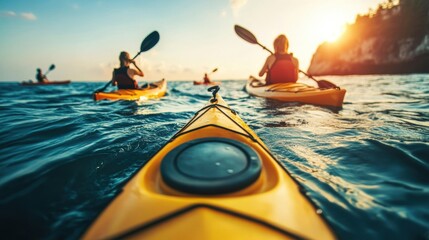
[0,76,428,239]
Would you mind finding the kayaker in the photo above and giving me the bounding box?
[203,73,211,84]
[258,34,299,85]
[36,68,48,83]
[111,51,144,89]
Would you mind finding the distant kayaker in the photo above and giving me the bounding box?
[203,73,211,84]
[111,51,144,89]
[36,68,48,83]
[258,34,299,85]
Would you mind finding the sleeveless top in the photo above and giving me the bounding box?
[36,73,45,83]
[113,67,138,89]
[266,53,298,84]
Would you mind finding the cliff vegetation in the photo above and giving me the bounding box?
[308,0,429,75]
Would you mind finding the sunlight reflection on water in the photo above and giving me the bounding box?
[0,75,428,239]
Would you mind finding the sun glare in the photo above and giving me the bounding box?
[315,15,346,43]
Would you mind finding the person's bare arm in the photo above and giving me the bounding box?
[130,59,144,77]
[259,55,274,77]
[111,71,117,86]
[259,58,269,77]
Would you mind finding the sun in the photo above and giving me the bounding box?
[314,15,346,43]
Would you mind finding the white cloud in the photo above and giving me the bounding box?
[220,10,227,17]
[20,12,37,21]
[0,11,17,17]
[98,62,117,77]
[1,11,37,21]
[230,0,248,17]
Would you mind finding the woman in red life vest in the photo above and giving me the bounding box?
[258,34,299,85]
[112,51,144,89]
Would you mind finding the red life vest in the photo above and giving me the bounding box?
[113,67,138,89]
[266,54,297,84]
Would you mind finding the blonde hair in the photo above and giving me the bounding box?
[273,35,289,53]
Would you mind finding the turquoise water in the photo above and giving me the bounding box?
[0,75,428,239]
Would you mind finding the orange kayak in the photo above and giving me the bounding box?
[20,80,71,86]
[193,81,221,85]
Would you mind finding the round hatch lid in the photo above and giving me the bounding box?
[161,138,262,194]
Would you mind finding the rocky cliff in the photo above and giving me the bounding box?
[308,0,429,75]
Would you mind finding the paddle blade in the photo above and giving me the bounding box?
[140,31,160,52]
[317,80,338,89]
[49,64,55,71]
[234,25,258,44]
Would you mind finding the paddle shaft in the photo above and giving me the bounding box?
[258,43,273,54]
[44,65,56,76]
[44,70,52,76]
[208,68,218,76]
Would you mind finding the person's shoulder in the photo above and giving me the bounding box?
[292,56,299,63]
[266,54,276,62]
[128,68,138,74]
[288,53,298,62]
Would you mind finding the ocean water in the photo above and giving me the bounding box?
[0,75,428,239]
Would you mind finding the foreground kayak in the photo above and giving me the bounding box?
[83,86,336,240]
[20,80,71,86]
[246,76,346,107]
[193,80,221,85]
[93,79,167,101]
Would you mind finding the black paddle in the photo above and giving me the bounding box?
[44,64,56,76]
[94,31,160,93]
[209,68,218,75]
[234,25,338,89]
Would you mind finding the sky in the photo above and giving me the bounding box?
[0,0,385,82]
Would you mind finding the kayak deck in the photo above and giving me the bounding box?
[83,92,335,240]
[93,79,167,101]
[246,76,346,107]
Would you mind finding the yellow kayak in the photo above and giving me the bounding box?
[246,76,346,107]
[83,86,336,240]
[93,79,167,101]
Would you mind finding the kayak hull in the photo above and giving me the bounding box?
[93,79,167,101]
[193,81,220,85]
[20,80,71,86]
[83,93,336,240]
[245,76,346,107]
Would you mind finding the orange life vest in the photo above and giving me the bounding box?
[113,67,138,89]
[266,54,297,84]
